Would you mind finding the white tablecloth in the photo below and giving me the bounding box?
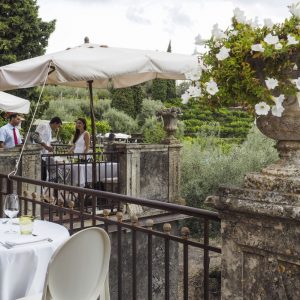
[49,158,118,187]
[0,220,69,300]
[71,162,118,187]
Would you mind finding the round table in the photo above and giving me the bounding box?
[0,219,69,300]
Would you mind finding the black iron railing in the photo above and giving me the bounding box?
[41,151,121,211]
[0,173,221,300]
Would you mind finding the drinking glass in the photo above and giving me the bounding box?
[3,194,20,233]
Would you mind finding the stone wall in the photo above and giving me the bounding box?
[106,143,183,204]
[0,144,42,194]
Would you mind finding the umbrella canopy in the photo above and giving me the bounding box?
[0,43,197,91]
[0,91,30,114]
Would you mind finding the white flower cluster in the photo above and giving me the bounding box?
[255,94,285,117]
[185,2,300,117]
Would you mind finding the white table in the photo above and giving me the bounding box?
[49,157,118,187]
[71,162,118,187]
[0,219,69,300]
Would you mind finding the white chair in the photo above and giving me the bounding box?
[17,227,111,300]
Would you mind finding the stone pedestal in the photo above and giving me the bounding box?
[206,140,300,299]
[106,143,183,204]
[0,144,42,192]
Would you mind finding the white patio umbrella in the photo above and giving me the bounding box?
[0,40,198,180]
[0,91,30,114]
[0,42,197,90]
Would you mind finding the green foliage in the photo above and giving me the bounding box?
[181,99,253,139]
[142,117,165,144]
[111,88,135,118]
[181,127,278,209]
[131,85,144,117]
[0,1,55,131]
[152,79,167,101]
[95,120,111,134]
[42,99,82,122]
[136,99,164,125]
[199,9,300,108]
[0,0,55,66]
[58,123,74,144]
[103,108,138,133]
[176,81,190,97]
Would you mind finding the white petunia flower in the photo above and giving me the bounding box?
[293,77,300,90]
[271,105,285,117]
[181,92,190,104]
[255,102,270,115]
[251,44,265,52]
[205,79,219,95]
[185,68,202,81]
[187,86,202,97]
[275,43,283,50]
[287,34,299,45]
[216,46,230,61]
[233,7,247,24]
[263,18,274,29]
[265,77,279,90]
[195,34,206,46]
[289,2,300,18]
[271,94,285,108]
[231,30,238,36]
[264,33,279,45]
[211,23,227,40]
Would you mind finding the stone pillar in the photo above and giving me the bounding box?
[0,144,42,192]
[108,143,182,203]
[206,140,300,299]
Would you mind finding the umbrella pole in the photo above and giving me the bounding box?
[88,80,97,187]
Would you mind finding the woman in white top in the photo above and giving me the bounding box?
[69,118,90,157]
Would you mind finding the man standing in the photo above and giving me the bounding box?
[35,117,62,180]
[0,113,22,149]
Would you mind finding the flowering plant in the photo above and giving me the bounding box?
[183,2,300,117]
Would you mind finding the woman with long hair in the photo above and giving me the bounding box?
[69,118,90,154]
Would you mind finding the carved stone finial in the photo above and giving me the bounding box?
[163,223,172,234]
[116,211,123,222]
[84,36,90,44]
[23,190,28,197]
[32,192,37,199]
[131,215,138,226]
[145,219,154,229]
[68,200,75,209]
[103,209,110,218]
[181,227,190,239]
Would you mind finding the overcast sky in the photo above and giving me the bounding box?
[37,0,293,55]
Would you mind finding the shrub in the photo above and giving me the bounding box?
[96,120,111,134]
[181,126,278,209]
[136,99,164,125]
[58,123,75,144]
[103,108,138,133]
[142,117,165,144]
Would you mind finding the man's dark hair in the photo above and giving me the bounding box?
[9,113,20,121]
[50,116,62,125]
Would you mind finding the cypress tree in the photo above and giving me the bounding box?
[165,41,176,100]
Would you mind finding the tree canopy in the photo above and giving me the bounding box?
[0,0,56,66]
[0,0,56,128]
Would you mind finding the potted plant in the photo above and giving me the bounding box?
[183,2,300,141]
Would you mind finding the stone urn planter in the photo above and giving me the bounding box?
[244,93,300,192]
[157,107,182,144]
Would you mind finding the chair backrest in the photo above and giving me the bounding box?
[43,227,111,300]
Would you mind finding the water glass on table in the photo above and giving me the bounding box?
[3,194,19,234]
